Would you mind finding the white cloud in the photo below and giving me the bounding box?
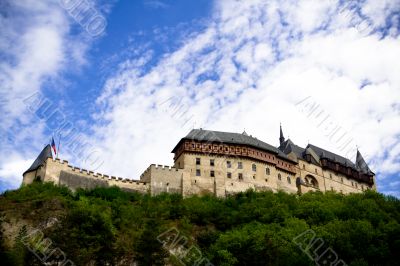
[0,158,33,190]
[88,0,400,197]
[0,0,110,190]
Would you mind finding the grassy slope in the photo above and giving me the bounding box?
[0,182,399,266]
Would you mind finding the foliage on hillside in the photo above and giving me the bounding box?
[0,182,399,266]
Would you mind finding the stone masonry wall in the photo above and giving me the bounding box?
[23,158,149,194]
[140,164,184,196]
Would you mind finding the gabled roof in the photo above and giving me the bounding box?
[172,129,294,161]
[23,145,52,175]
[279,138,374,173]
[279,139,305,158]
[306,144,356,169]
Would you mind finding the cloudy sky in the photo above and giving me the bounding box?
[0,0,399,197]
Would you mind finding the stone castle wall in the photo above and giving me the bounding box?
[22,153,371,197]
[23,158,149,194]
[140,164,184,195]
[296,158,367,194]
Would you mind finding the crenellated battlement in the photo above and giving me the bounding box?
[23,128,374,198]
[44,158,148,191]
[154,164,181,171]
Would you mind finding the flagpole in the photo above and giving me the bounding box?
[50,137,54,159]
[57,133,61,159]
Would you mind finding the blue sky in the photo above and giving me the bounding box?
[0,0,399,197]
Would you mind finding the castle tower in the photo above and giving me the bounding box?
[22,144,52,184]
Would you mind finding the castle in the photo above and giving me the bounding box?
[22,127,376,196]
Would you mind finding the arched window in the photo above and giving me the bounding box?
[278,173,281,180]
[304,175,319,188]
[265,168,270,175]
[252,164,257,172]
[287,176,291,184]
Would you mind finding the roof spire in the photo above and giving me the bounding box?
[279,123,285,145]
[356,149,371,174]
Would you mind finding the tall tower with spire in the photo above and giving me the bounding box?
[279,123,285,145]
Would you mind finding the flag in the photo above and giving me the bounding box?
[51,137,57,155]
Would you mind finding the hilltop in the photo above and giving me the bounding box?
[0,182,399,266]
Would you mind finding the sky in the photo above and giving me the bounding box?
[0,0,399,197]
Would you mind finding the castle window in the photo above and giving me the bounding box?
[253,175,255,179]
[196,158,201,165]
[315,168,318,174]
[239,173,243,180]
[227,161,232,168]
[278,173,281,180]
[303,164,305,169]
[192,143,195,148]
[265,168,270,175]
[341,177,343,183]
[210,170,215,177]
[196,169,201,176]
[287,176,291,184]
[238,162,243,169]
[252,164,256,172]
[351,181,354,186]
[210,159,215,166]
[329,173,332,179]
[227,172,232,178]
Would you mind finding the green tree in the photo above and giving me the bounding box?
[134,219,169,266]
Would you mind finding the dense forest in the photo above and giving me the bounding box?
[0,182,399,266]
